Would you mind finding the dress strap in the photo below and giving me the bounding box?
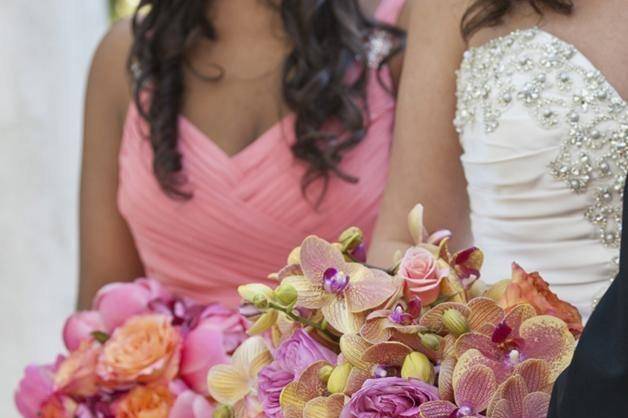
[373,0,406,25]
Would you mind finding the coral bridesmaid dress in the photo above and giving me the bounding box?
[117,0,406,307]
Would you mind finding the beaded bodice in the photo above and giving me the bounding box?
[454,27,627,316]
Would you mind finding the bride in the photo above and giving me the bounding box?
[370,0,628,319]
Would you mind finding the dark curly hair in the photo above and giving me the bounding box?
[128,0,404,200]
[461,0,573,39]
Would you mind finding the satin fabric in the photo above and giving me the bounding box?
[117,0,405,307]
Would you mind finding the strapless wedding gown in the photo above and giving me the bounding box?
[455,27,628,319]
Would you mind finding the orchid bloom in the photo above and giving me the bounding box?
[454,303,575,384]
[418,364,496,418]
[360,297,423,344]
[279,361,346,418]
[207,337,272,417]
[283,236,401,334]
[486,359,553,418]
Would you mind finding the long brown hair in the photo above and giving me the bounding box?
[129,0,404,200]
[461,0,573,39]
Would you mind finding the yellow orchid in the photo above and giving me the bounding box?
[283,236,401,334]
[207,336,272,417]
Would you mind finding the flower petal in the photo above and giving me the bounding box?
[344,367,370,395]
[207,364,249,405]
[322,298,364,334]
[303,394,346,418]
[360,317,393,344]
[300,236,346,285]
[513,359,552,393]
[339,334,372,370]
[455,332,502,360]
[345,267,400,313]
[454,349,510,388]
[467,297,504,332]
[454,365,497,413]
[490,399,513,418]
[420,303,470,333]
[504,304,537,337]
[519,315,575,380]
[522,392,551,418]
[283,275,328,309]
[497,375,527,416]
[438,357,456,401]
[280,361,329,417]
[418,400,457,418]
[232,336,272,378]
[361,342,412,367]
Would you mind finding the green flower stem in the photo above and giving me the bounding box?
[268,301,338,341]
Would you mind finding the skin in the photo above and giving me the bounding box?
[368,0,628,268]
[78,0,410,309]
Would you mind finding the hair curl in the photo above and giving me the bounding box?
[461,0,573,40]
[129,0,404,200]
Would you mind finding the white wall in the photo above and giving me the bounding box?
[0,2,107,415]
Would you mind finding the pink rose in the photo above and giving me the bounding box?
[399,247,447,305]
[14,359,61,418]
[62,311,107,351]
[54,341,101,397]
[170,391,215,418]
[180,306,247,393]
[94,278,171,330]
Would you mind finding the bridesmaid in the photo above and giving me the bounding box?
[78,0,409,308]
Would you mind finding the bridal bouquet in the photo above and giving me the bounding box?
[15,205,583,418]
[14,278,248,418]
[207,205,583,418]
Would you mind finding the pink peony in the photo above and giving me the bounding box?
[170,391,215,418]
[257,363,296,418]
[400,247,447,305]
[341,377,439,417]
[180,305,247,394]
[14,359,61,418]
[94,278,171,330]
[62,311,107,351]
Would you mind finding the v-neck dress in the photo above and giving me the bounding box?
[117,0,406,307]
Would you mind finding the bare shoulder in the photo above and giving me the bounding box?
[88,17,134,121]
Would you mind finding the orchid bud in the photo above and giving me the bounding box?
[327,363,352,394]
[287,247,301,265]
[401,352,434,383]
[339,227,364,252]
[213,405,234,418]
[238,284,274,304]
[274,282,298,307]
[484,279,511,303]
[248,310,278,335]
[442,309,469,336]
[318,365,334,383]
[419,333,441,352]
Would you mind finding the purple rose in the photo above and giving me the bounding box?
[257,364,296,418]
[274,329,337,373]
[341,377,439,417]
[258,329,338,418]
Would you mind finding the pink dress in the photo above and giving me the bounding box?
[118,0,405,307]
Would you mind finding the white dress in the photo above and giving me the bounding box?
[455,28,628,319]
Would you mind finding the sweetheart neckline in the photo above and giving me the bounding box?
[462,27,628,106]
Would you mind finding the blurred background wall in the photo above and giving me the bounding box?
[0,1,136,415]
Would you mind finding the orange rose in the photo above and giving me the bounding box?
[498,263,583,337]
[97,314,181,387]
[114,385,174,418]
[55,340,101,397]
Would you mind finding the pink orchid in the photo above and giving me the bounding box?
[283,236,401,334]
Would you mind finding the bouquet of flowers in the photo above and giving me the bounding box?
[14,278,248,418]
[15,204,583,418]
[207,205,583,418]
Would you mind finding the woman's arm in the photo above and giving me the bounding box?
[368,0,472,267]
[78,19,144,309]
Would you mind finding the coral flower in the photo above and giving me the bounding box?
[114,384,174,418]
[97,314,182,387]
[284,236,401,334]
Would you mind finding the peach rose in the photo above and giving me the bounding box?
[54,340,101,397]
[498,263,583,337]
[114,385,174,418]
[400,247,448,305]
[97,314,181,387]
